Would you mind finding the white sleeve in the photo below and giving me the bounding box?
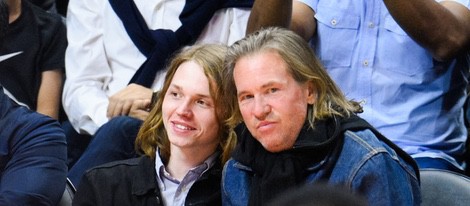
[63,0,111,135]
[197,7,251,45]
[151,7,252,89]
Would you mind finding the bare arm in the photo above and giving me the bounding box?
[247,0,316,41]
[384,0,470,61]
[246,0,292,34]
[37,69,63,119]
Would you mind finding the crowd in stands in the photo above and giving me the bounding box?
[0,0,469,205]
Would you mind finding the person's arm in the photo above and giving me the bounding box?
[352,153,420,205]
[35,5,67,120]
[246,0,316,41]
[384,0,470,61]
[37,69,63,119]
[62,0,111,135]
[246,0,292,34]
[0,108,67,205]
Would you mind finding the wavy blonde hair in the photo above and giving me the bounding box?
[135,44,236,164]
[224,27,362,128]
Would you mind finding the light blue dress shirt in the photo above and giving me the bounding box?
[299,0,470,169]
[154,149,218,205]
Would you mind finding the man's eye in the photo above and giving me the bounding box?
[239,95,253,102]
[169,92,180,98]
[269,88,278,93]
[196,100,206,105]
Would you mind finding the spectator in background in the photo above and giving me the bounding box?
[0,0,66,120]
[0,86,67,205]
[1,4,66,205]
[64,0,253,186]
[221,27,420,205]
[247,0,470,173]
[0,85,67,205]
[73,44,235,205]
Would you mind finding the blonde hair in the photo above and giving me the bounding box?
[135,44,236,164]
[224,27,362,128]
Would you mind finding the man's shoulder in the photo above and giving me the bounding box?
[342,129,397,156]
[340,128,418,175]
[26,1,64,24]
[337,115,391,155]
[25,1,65,35]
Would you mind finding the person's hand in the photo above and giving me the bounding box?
[107,84,153,118]
[128,99,151,121]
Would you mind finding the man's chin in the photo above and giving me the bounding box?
[259,141,289,153]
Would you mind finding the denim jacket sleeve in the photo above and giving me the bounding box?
[350,152,421,205]
[337,130,421,206]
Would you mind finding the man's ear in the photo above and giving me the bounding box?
[306,81,317,105]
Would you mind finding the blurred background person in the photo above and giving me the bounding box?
[0,0,66,120]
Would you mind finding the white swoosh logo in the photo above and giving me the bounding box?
[0,51,23,62]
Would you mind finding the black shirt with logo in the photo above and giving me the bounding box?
[0,0,66,110]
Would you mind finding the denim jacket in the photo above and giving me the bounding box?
[222,124,421,205]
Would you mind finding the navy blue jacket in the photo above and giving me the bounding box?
[0,86,67,205]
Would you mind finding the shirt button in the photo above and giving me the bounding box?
[368,22,375,28]
[331,19,337,26]
[363,60,369,66]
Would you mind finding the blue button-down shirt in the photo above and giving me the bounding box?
[300,0,470,169]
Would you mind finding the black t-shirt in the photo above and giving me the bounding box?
[0,0,66,110]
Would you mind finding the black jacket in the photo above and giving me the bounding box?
[72,155,222,206]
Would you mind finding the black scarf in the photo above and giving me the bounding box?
[232,117,343,206]
[108,0,253,87]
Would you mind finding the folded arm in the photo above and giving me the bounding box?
[384,0,470,61]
